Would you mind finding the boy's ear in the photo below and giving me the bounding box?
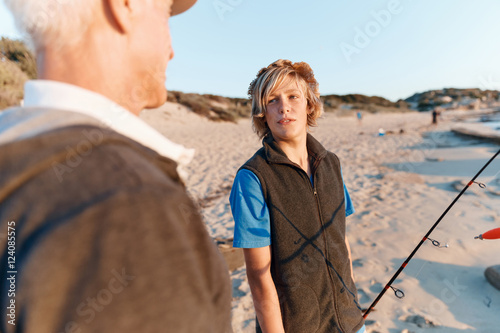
[307,105,313,114]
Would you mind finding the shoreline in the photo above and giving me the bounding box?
[451,123,500,143]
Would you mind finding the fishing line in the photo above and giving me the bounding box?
[363,148,500,319]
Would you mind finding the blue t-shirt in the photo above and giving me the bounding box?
[230,168,355,248]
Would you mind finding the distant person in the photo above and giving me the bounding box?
[432,108,438,124]
[230,59,365,333]
[357,110,363,125]
[0,0,232,332]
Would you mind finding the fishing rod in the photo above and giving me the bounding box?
[363,148,500,319]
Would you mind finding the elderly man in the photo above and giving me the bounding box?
[0,0,232,332]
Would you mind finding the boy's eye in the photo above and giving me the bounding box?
[268,98,277,104]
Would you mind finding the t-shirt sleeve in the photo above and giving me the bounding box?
[344,183,355,217]
[229,169,272,248]
[340,167,355,217]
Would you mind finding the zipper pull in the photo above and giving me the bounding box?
[313,189,317,196]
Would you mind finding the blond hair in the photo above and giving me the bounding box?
[4,0,98,50]
[248,59,323,138]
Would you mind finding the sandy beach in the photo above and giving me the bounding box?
[141,104,500,333]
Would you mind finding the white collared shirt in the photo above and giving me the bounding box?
[1,80,194,177]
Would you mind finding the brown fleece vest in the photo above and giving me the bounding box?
[241,134,364,333]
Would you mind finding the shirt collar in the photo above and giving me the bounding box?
[263,133,327,165]
[23,80,195,172]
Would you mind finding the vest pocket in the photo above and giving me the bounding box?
[280,284,321,332]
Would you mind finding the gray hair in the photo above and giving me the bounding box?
[4,0,97,49]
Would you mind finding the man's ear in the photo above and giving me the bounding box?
[105,0,133,33]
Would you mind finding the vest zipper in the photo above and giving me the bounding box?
[310,174,345,332]
[271,158,347,332]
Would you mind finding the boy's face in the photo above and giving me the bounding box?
[264,76,309,144]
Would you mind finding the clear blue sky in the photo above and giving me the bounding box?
[2,0,500,101]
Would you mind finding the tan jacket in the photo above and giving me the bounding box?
[0,108,232,333]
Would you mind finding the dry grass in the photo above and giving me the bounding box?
[0,37,36,110]
[0,59,28,110]
[0,37,37,79]
[167,90,251,122]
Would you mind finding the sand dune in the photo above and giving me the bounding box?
[141,104,500,333]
